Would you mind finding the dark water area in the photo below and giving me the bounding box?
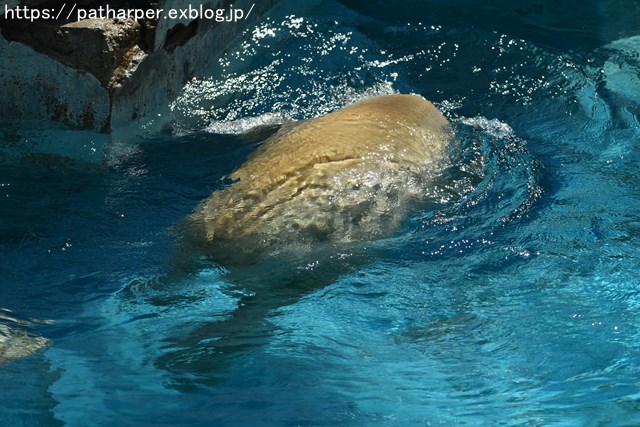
[2,0,640,425]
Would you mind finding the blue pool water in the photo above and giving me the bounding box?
[2,0,640,425]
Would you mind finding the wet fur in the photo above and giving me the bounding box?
[149,94,452,375]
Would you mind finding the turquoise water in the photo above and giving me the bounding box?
[2,0,640,425]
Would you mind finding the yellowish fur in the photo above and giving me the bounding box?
[186,94,451,258]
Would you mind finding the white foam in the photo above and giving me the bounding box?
[205,112,287,135]
[457,116,516,139]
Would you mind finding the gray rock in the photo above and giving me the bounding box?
[60,18,146,90]
[0,0,282,162]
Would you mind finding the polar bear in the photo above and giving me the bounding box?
[183,94,452,265]
[153,94,452,371]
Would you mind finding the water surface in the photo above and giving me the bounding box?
[2,0,640,425]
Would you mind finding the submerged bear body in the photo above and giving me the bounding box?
[185,94,451,262]
[150,94,452,371]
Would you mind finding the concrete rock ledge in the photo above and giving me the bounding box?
[0,0,280,163]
